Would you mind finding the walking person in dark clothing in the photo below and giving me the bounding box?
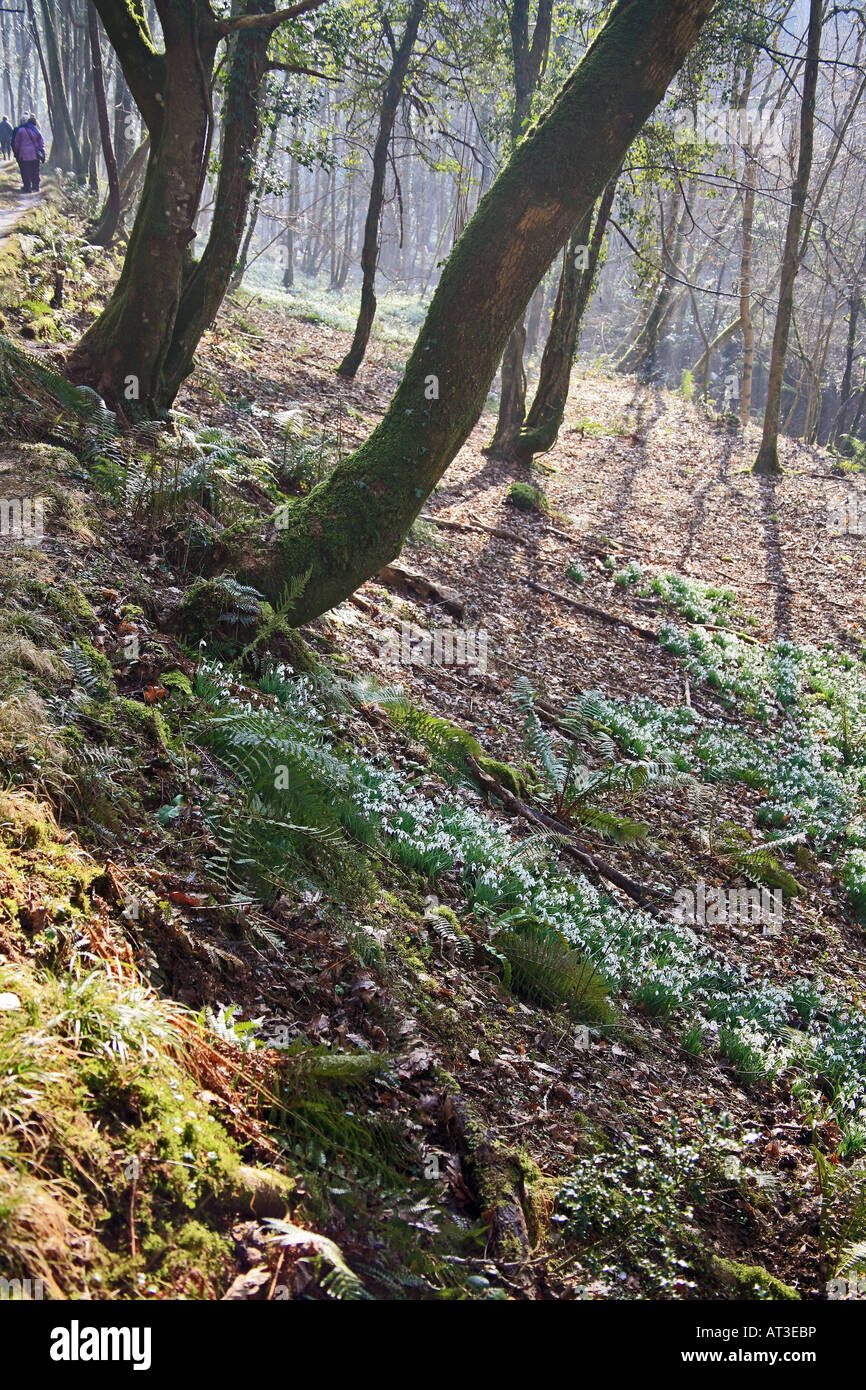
[12,115,45,193]
[0,118,13,160]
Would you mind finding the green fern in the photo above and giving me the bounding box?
[264,1220,371,1300]
[239,569,312,665]
[351,679,481,777]
[513,678,673,837]
[62,642,109,699]
[192,664,374,902]
[725,836,804,897]
[576,806,650,846]
[494,912,610,1023]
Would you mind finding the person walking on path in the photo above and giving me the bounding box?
[0,118,13,160]
[12,116,45,193]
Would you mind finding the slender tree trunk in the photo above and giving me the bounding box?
[113,61,133,173]
[754,0,823,475]
[26,0,61,164]
[86,1,121,246]
[36,0,86,179]
[523,281,546,362]
[1,23,16,116]
[618,194,688,375]
[337,0,425,377]
[740,151,756,423]
[830,241,865,444]
[513,168,620,464]
[488,0,554,453]
[229,113,280,292]
[283,153,298,288]
[234,0,717,625]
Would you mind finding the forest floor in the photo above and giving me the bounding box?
[0,183,864,1301]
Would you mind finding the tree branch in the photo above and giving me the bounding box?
[216,0,327,37]
[267,59,330,78]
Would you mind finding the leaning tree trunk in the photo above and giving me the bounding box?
[86,1,121,247]
[513,168,620,464]
[337,0,426,378]
[235,0,717,625]
[754,0,822,476]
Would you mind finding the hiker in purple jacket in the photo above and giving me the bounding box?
[13,116,45,193]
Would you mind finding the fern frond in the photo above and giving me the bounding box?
[494,914,610,1023]
[576,806,650,846]
[264,1220,371,1300]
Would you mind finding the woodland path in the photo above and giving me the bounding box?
[0,159,44,244]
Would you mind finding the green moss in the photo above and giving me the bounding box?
[160,669,194,699]
[476,755,535,798]
[712,1257,799,1301]
[43,581,97,628]
[118,697,173,752]
[506,481,547,513]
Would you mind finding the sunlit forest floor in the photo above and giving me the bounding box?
[0,183,864,1301]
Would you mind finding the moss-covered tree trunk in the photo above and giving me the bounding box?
[158,22,273,401]
[753,0,822,475]
[336,0,426,379]
[512,168,619,464]
[238,0,718,624]
[65,0,217,413]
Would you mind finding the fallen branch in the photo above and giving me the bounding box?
[376,562,465,618]
[520,578,658,642]
[420,513,524,544]
[467,755,666,912]
[442,1092,531,1273]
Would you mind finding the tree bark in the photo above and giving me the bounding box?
[336,0,426,377]
[617,192,688,376]
[739,151,756,423]
[513,168,619,464]
[235,0,718,625]
[830,237,866,445]
[36,0,87,179]
[754,0,823,475]
[487,0,553,453]
[86,1,122,247]
[64,0,278,414]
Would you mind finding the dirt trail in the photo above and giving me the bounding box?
[0,160,44,244]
